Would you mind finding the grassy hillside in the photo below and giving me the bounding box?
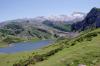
[11,28,100,66]
[33,31,100,66]
[0,51,34,66]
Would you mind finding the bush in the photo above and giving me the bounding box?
[71,42,76,46]
[86,37,92,41]
[86,32,97,38]
[76,38,84,42]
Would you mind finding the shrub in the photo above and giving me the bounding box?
[77,38,84,42]
[86,32,97,38]
[86,37,92,41]
[71,42,76,46]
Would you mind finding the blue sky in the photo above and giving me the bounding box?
[0,0,100,22]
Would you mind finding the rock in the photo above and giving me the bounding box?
[71,7,100,31]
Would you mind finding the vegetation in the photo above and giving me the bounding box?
[0,51,34,66]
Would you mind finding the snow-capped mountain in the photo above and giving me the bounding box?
[0,12,86,24]
[0,12,86,28]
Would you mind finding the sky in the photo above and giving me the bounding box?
[0,0,100,22]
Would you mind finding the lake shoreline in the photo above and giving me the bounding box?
[0,40,54,53]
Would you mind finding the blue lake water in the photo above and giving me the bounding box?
[0,40,53,53]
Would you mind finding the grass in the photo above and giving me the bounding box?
[31,31,100,66]
[0,51,34,66]
[0,42,9,47]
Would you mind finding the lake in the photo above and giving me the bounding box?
[0,40,53,53]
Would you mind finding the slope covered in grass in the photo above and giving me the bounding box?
[0,51,34,66]
[29,28,100,66]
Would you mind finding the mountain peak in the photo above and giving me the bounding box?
[89,7,100,14]
[91,7,100,11]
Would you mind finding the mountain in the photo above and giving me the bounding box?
[71,7,100,31]
[45,12,85,24]
[0,12,85,40]
[0,12,85,24]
